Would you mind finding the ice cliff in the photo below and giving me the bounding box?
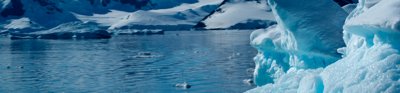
[249,0,348,86]
[247,0,400,92]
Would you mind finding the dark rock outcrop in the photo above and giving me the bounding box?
[1,0,25,17]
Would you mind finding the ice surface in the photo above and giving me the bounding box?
[249,0,347,86]
[346,0,400,32]
[321,0,400,92]
[247,69,323,93]
[248,0,400,92]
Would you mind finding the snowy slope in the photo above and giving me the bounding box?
[108,0,222,30]
[0,0,358,32]
[9,21,111,39]
[74,10,131,27]
[198,0,276,29]
[0,0,222,32]
[247,0,400,92]
[75,0,222,28]
[4,18,43,30]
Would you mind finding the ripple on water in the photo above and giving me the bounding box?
[0,31,257,93]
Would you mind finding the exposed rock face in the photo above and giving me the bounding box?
[1,0,25,17]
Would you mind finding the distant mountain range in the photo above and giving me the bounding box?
[0,0,357,32]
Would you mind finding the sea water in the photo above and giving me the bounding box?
[0,30,256,93]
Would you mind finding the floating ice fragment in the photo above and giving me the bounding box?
[243,79,254,85]
[175,82,191,89]
[133,52,162,58]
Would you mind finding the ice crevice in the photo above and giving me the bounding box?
[247,0,400,92]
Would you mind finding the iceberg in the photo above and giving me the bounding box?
[10,21,111,39]
[249,0,348,86]
[247,0,400,92]
[321,0,400,92]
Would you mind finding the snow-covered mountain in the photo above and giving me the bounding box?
[247,0,400,92]
[0,0,224,32]
[195,0,276,30]
[0,0,358,33]
[195,0,357,30]
[109,0,222,31]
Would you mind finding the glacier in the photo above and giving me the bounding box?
[247,0,400,92]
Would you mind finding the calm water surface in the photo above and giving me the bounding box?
[0,30,256,93]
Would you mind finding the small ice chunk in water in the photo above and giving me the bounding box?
[243,79,254,85]
[228,52,241,60]
[175,82,191,89]
[133,52,162,58]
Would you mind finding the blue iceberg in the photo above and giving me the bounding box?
[249,0,348,86]
[247,0,400,92]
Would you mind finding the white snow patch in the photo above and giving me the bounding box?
[74,10,131,27]
[4,18,44,30]
[150,0,223,14]
[203,1,275,29]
